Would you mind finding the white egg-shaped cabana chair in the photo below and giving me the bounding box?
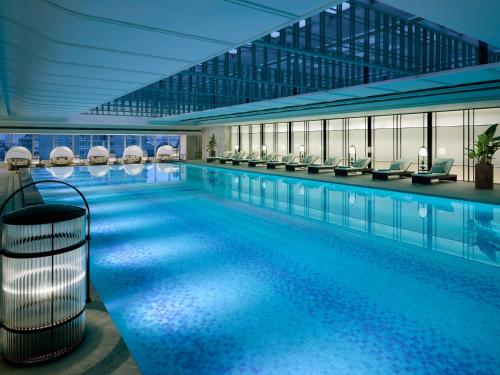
[87,165,110,177]
[5,146,32,170]
[87,146,110,165]
[48,166,74,179]
[122,145,143,164]
[156,145,175,162]
[50,146,74,166]
[123,163,144,176]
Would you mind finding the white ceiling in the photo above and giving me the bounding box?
[0,0,339,118]
[1,0,499,129]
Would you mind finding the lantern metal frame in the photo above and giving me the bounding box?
[0,180,91,363]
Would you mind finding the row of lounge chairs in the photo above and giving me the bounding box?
[207,151,457,184]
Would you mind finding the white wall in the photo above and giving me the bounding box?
[201,127,230,158]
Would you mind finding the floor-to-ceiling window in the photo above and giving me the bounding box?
[292,121,305,156]
[76,135,91,158]
[250,125,261,154]
[308,120,322,161]
[109,135,125,157]
[435,111,464,180]
[348,117,367,163]
[126,135,141,147]
[276,123,288,156]
[373,115,394,169]
[92,135,108,148]
[143,136,156,157]
[230,126,239,152]
[327,119,344,163]
[400,113,426,168]
[263,123,275,153]
[240,125,250,153]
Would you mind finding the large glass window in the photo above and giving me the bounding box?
[401,113,425,165]
[230,126,239,152]
[328,119,344,163]
[240,125,250,153]
[92,135,108,148]
[348,117,366,162]
[143,136,156,157]
[250,125,261,153]
[54,135,73,148]
[277,122,288,156]
[292,122,305,155]
[263,123,275,153]
[126,135,141,147]
[109,135,125,157]
[0,134,12,160]
[435,111,464,180]
[76,135,91,158]
[373,115,394,169]
[308,121,322,161]
[34,135,53,160]
[13,134,33,151]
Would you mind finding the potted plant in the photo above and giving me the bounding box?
[206,134,217,157]
[466,123,499,189]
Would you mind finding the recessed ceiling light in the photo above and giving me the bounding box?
[271,31,280,38]
[299,19,306,28]
[228,49,238,55]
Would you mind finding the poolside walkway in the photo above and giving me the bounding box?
[187,160,500,205]
[0,168,140,375]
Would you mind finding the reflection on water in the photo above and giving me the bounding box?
[37,163,499,267]
[196,167,500,267]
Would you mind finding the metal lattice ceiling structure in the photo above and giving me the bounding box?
[84,0,500,118]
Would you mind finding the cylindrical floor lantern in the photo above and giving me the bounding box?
[1,180,90,364]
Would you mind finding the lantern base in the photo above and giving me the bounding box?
[3,312,85,364]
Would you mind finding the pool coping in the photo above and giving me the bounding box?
[185,160,500,206]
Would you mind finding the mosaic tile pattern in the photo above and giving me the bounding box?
[34,165,500,375]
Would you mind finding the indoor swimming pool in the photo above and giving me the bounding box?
[32,163,500,374]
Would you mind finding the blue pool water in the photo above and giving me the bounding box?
[32,163,500,374]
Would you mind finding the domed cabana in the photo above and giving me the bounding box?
[87,146,110,165]
[123,145,143,164]
[5,146,32,170]
[50,146,74,166]
[156,145,177,162]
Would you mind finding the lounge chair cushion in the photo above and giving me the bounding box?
[430,160,448,174]
[389,162,400,170]
[352,159,365,168]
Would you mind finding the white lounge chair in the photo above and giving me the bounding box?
[334,158,372,176]
[412,158,457,184]
[267,153,297,169]
[286,154,319,171]
[248,153,277,167]
[308,157,342,174]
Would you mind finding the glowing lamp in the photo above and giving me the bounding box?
[261,144,267,156]
[234,144,239,153]
[418,146,428,172]
[348,145,356,165]
[299,144,305,160]
[1,203,89,363]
